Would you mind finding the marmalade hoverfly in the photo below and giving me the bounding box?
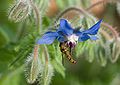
[59,42,77,64]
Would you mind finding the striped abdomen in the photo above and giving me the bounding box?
[60,42,76,64]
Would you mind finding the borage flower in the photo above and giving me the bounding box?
[37,19,102,48]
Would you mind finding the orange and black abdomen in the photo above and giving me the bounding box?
[60,42,76,64]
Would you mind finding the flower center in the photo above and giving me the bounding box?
[67,34,79,48]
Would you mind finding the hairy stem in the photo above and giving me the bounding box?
[29,0,41,35]
[43,45,49,85]
[54,7,88,24]
[33,45,39,60]
[44,45,49,65]
[101,22,119,41]
[86,0,106,11]
[86,0,119,11]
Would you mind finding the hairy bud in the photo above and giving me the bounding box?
[9,0,31,22]
[25,45,43,84]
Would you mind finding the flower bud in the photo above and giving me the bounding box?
[9,0,31,22]
[25,45,43,84]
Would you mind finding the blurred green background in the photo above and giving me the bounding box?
[0,0,120,85]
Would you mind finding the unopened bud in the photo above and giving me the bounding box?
[9,0,31,22]
[25,45,43,84]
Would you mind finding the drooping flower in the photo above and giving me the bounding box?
[37,19,102,48]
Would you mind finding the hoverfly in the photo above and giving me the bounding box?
[59,42,77,64]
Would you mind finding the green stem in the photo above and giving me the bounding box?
[29,0,41,35]
[43,45,49,85]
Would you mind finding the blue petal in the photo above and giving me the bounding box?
[82,19,102,35]
[78,34,90,42]
[89,35,98,40]
[57,19,73,36]
[37,31,58,44]
[74,30,82,36]
[57,31,67,42]
[57,36,66,42]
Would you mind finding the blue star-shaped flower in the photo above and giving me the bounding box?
[37,19,102,48]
